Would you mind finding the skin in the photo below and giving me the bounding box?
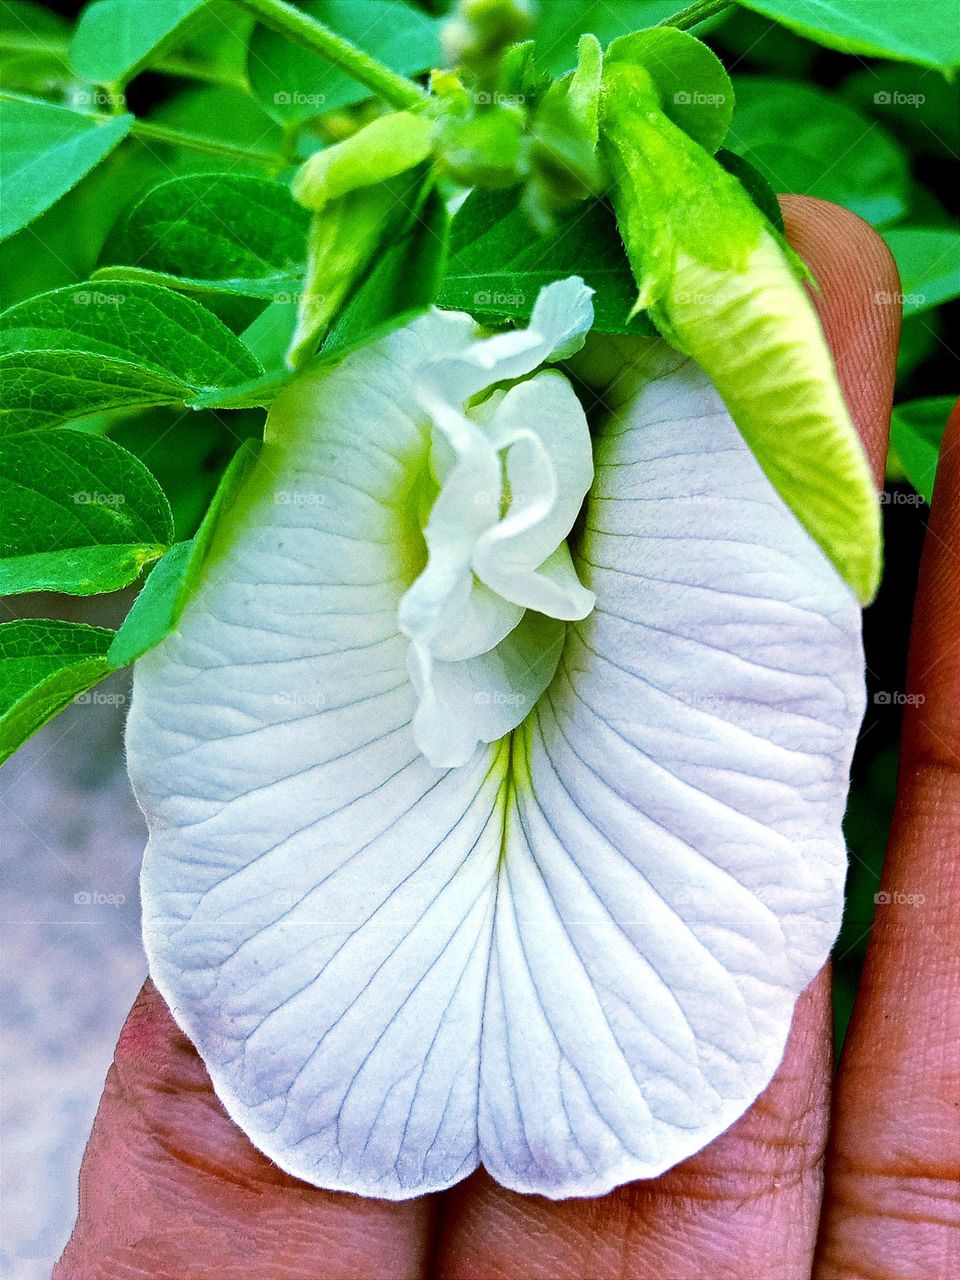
[54,197,959,1280]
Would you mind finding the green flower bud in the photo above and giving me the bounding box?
[439,102,525,188]
[292,111,435,212]
[600,57,881,603]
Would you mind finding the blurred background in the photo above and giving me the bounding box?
[1,1,957,1275]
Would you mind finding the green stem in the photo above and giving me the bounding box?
[230,0,427,108]
[658,0,734,31]
[1,91,285,167]
[131,119,282,169]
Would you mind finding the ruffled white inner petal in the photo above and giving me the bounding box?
[398,279,596,767]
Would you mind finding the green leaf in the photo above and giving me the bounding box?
[145,84,284,160]
[0,96,134,240]
[890,397,955,503]
[248,0,442,123]
[0,1,71,95]
[107,406,243,538]
[739,0,960,75]
[533,1,683,75]
[69,0,210,85]
[842,65,960,161]
[882,227,960,316]
[0,428,173,595]
[0,281,263,429]
[108,439,261,668]
[438,186,654,335]
[605,28,733,153]
[96,172,310,300]
[0,618,114,764]
[728,76,911,228]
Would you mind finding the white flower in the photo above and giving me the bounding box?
[125,279,864,1201]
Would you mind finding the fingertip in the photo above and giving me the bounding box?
[780,195,901,488]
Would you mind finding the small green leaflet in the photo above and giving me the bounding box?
[0,281,263,429]
[882,228,960,316]
[248,0,442,123]
[69,0,210,86]
[890,397,955,503]
[728,77,911,228]
[739,0,960,76]
[0,619,114,765]
[438,187,654,334]
[0,429,173,595]
[95,172,311,300]
[0,96,134,241]
[108,440,261,667]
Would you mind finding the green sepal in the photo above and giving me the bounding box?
[107,439,262,669]
[605,27,734,154]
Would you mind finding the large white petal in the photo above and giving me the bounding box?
[479,342,864,1194]
[128,317,506,1198]
[127,333,864,1201]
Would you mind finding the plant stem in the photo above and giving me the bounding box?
[131,119,282,169]
[230,0,427,108]
[658,0,734,31]
[1,90,285,168]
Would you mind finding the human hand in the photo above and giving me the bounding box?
[54,196,959,1280]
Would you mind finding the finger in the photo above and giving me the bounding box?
[815,401,960,1280]
[54,982,435,1280]
[432,197,900,1279]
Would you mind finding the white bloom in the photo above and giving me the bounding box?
[125,280,864,1200]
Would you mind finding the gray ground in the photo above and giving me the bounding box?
[1,669,148,1279]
